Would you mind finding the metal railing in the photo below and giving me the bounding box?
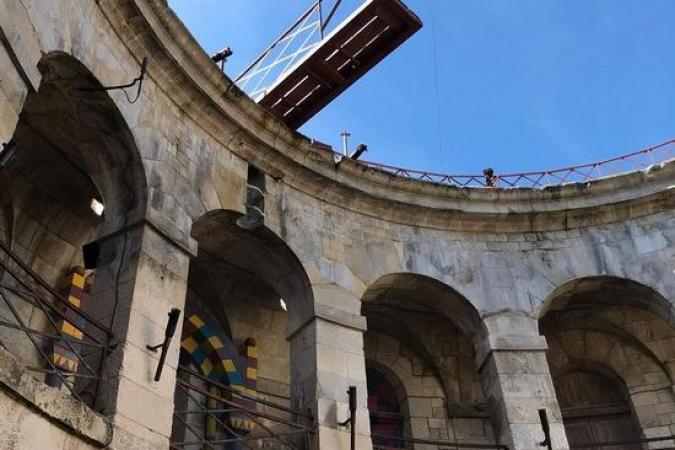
[569,434,675,449]
[0,240,114,410]
[341,138,675,189]
[371,434,509,450]
[171,365,315,450]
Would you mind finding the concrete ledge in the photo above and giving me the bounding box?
[98,0,675,233]
[288,304,368,339]
[0,346,112,447]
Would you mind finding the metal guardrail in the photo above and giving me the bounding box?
[171,365,315,450]
[371,434,509,450]
[342,138,675,189]
[0,240,114,410]
[569,434,675,449]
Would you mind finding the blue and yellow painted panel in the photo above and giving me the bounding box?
[181,302,258,432]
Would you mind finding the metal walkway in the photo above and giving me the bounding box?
[235,0,422,129]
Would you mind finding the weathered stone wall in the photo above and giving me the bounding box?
[0,0,673,449]
[365,330,495,448]
[545,306,675,447]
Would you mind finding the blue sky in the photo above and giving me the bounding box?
[168,0,675,174]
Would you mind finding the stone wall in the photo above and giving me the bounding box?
[0,0,673,449]
[545,305,675,448]
[365,330,495,448]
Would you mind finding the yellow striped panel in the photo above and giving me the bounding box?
[247,346,258,358]
[182,337,199,353]
[246,367,257,380]
[188,315,205,329]
[207,336,223,350]
[67,295,81,308]
[72,273,85,289]
[61,321,83,340]
[200,358,214,376]
[222,359,235,373]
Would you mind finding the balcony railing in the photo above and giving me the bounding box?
[0,240,114,410]
[171,365,315,450]
[371,434,509,450]
[342,138,675,189]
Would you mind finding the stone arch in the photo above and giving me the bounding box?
[551,360,644,448]
[0,51,148,410]
[365,358,412,449]
[546,331,671,394]
[183,208,317,421]
[538,276,674,327]
[541,275,675,444]
[361,273,495,446]
[9,51,147,231]
[190,209,315,331]
[361,273,483,340]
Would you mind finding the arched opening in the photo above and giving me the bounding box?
[541,276,675,449]
[170,209,314,449]
[0,51,145,410]
[366,363,406,450]
[361,273,495,449]
[555,364,641,449]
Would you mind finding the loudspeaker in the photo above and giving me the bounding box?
[82,238,118,269]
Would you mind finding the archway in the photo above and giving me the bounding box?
[361,273,495,448]
[366,362,407,450]
[554,363,641,449]
[541,276,675,448]
[0,51,146,410]
[170,209,315,449]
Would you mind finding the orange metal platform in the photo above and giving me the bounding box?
[257,0,422,129]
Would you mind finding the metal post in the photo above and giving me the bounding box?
[318,0,324,38]
[348,386,356,450]
[147,308,181,382]
[538,408,552,450]
[340,131,350,156]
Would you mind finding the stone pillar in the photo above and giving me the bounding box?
[289,298,373,450]
[88,222,194,450]
[477,312,569,450]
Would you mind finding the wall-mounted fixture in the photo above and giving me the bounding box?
[147,308,181,382]
[236,165,266,231]
[338,385,357,450]
[0,140,18,168]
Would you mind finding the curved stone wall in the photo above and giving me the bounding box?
[0,1,673,449]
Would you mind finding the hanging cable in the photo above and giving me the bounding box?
[80,57,148,104]
[428,0,445,171]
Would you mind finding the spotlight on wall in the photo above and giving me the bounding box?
[279,298,288,312]
[0,140,18,169]
[82,237,118,269]
[350,144,367,161]
[90,198,105,217]
[334,142,368,169]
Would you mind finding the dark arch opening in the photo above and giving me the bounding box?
[554,362,642,450]
[540,276,673,326]
[361,273,483,339]
[540,276,675,448]
[0,51,147,411]
[190,209,314,329]
[361,273,494,446]
[170,209,315,448]
[366,361,407,450]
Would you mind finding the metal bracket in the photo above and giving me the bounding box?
[147,308,181,382]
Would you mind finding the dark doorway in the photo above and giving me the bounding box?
[367,367,405,449]
[556,370,641,450]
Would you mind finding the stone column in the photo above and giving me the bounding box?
[88,222,194,450]
[477,312,569,450]
[289,288,373,450]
